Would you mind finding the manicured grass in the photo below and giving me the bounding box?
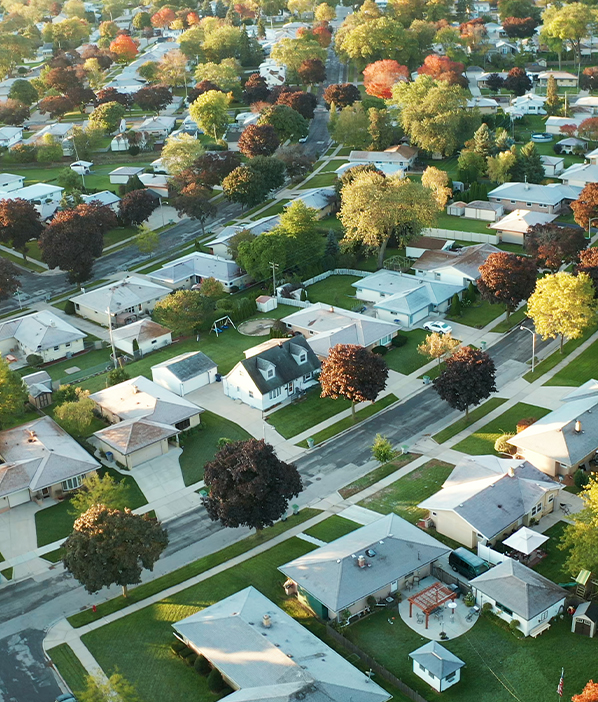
[80,539,318,702]
[68,509,320,628]
[454,402,551,455]
[1,567,13,580]
[384,329,430,375]
[41,548,64,563]
[48,644,89,696]
[248,198,289,219]
[104,225,138,249]
[317,214,344,234]
[296,393,398,447]
[433,397,508,444]
[267,387,351,439]
[44,404,107,437]
[344,609,592,702]
[523,323,598,383]
[447,298,504,329]
[37,346,111,382]
[34,468,148,547]
[303,515,360,542]
[533,521,574,585]
[305,274,360,309]
[0,248,45,271]
[179,410,251,486]
[545,335,598,387]
[339,454,418,499]
[359,459,454,523]
[435,211,494,234]
[490,305,528,333]
[2,407,40,431]
[298,171,337,189]
[320,159,347,172]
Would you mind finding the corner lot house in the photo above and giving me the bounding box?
[488,209,557,245]
[152,351,218,396]
[82,190,121,212]
[508,380,598,477]
[471,559,567,637]
[409,642,464,692]
[150,251,251,291]
[280,513,450,621]
[70,276,171,326]
[135,115,176,138]
[0,310,86,365]
[0,416,99,509]
[412,243,501,287]
[206,215,279,259]
[110,319,172,357]
[419,456,562,548]
[223,336,320,411]
[173,586,391,702]
[488,182,581,214]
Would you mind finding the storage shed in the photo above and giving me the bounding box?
[151,351,218,396]
[409,641,465,692]
[571,601,598,637]
[256,295,278,313]
[447,201,466,216]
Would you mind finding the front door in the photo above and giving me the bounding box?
[41,488,50,498]
[390,580,398,593]
[287,382,294,394]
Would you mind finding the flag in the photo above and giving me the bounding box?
[557,669,564,697]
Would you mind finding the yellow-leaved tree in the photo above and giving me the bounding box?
[418,332,460,366]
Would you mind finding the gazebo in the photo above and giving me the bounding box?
[503,527,548,555]
[408,581,457,629]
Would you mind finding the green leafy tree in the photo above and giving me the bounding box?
[153,290,209,336]
[248,155,285,192]
[237,230,288,281]
[541,2,596,66]
[331,103,371,149]
[560,477,598,576]
[472,122,494,159]
[161,134,205,176]
[8,79,37,106]
[545,74,561,115]
[135,224,159,254]
[335,16,417,67]
[270,37,326,75]
[54,396,95,436]
[457,149,486,184]
[79,671,144,702]
[194,58,241,94]
[107,367,130,387]
[0,259,20,301]
[222,165,268,208]
[418,332,460,366]
[189,90,230,140]
[258,104,308,143]
[368,108,394,151]
[371,434,397,463]
[486,150,516,184]
[89,101,125,134]
[0,357,27,428]
[202,25,243,63]
[512,141,545,184]
[70,472,129,516]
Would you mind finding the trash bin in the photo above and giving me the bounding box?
[480,341,487,351]
[105,451,114,462]
[423,375,430,385]
[292,504,299,515]
[215,373,222,382]
[307,437,315,448]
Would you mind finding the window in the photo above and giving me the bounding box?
[299,353,306,363]
[510,200,516,204]
[175,418,191,431]
[526,203,532,207]
[65,343,71,348]
[446,672,456,682]
[303,373,311,381]
[151,340,157,344]
[496,601,513,616]
[419,664,426,672]
[267,368,274,379]
[62,475,83,491]
[268,387,281,399]
[539,610,548,621]
[548,495,554,503]
[249,390,254,398]
[53,346,59,351]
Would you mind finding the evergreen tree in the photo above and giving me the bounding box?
[514,141,545,183]
[449,292,461,316]
[201,0,213,15]
[494,127,513,152]
[472,123,494,159]
[545,74,561,115]
[257,17,266,38]
[238,25,252,65]
[324,230,340,263]
[215,0,227,17]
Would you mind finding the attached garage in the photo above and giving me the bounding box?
[94,418,179,469]
[8,489,30,507]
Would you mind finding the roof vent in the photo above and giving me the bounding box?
[262,614,271,628]
[132,385,139,394]
[507,466,515,478]
[575,420,583,433]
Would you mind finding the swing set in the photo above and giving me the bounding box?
[210,315,237,337]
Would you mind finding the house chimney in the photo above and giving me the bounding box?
[357,555,366,568]
[262,614,271,628]
[508,466,515,478]
[132,385,139,394]
[575,420,582,433]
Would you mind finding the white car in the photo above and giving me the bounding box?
[423,321,453,335]
[70,161,93,175]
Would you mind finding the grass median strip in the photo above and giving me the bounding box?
[47,644,89,695]
[295,394,398,448]
[432,397,507,444]
[339,454,418,499]
[545,336,598,387]
[490,306,528,334]
[523,324,598,383]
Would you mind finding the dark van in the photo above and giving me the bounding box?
[449,547,490,579]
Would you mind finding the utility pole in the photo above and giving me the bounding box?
[269,261,279,296]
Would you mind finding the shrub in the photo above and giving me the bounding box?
[128,144,141,155]
[64,300,76,315]
[372,345,387,355]
[185,653,198,666]
[449,292,461,316]
[194,654,211,675]
[574,468,590,490]
[482,602,493,614]
[509,619,521,631]
[464,592,475,607]
[466,281,477,303]
[26,353,43,368]
[170,640,186,654]
[207,668,225,692]
[494,432,516,455]
[391,334,407,348]
[270,319,289,339]
[516,417,536,433]
[367,595,377,609]
[300,287,308,301]
[106,367,130,387]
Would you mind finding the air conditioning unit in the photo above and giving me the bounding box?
[65,351,73,359]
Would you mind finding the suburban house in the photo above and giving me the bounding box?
[352,270,463,328]
[545,116,586,135]
[206,215,280,259]
[412,243,502,287]
[0,183,64,219]
[173,586,391,702]
[0,416,99,510]
[149,251,251,291]
[556,137,588,154]
[405,236,455,259]
[466,97,499,113]
[574,96,598,115]
[349,147,418,170]
[110,132,148,152]
[281,303,399,356]
[508,380,598,477]
[134,115,176,139]
[22,370,53,409]
[488,210,557,245]
[152,351,218,396]
[541,155,565,177]
[24,122,77,145]
[477,71,508,88]
[0,127,22,148]
[506,93,546,117]
[336,161,404,178]
[109,166,146,184]
[0,173,24,192]
[82,190,121,212]
[538,70,578,87]
[0,310,86,365]
[223,336,320,411]
[471,559,568,637]
[91,375,203,468]
[418,456,562,548]
[110,319,172,357]
[259,58,286,87]
[409,642,465,692]
[279,513,450,622]
[285,187,335,219]
[495,40,518,55]
[559,162,598,188]
[70,276,171,326]
[488,182,581,213]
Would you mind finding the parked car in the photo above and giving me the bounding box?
[55,694,77,702]
[70,161,93,175]
[449,547,490,580]
[423,321,452,335]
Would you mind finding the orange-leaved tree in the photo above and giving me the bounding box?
[363,59,409,99]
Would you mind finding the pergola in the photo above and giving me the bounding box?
[408,581,457,629]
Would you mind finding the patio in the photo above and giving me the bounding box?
[398,577,480,641]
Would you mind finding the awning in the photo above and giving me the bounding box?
[503,526,549,555]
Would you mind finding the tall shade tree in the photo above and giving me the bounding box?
[0,198,44,256]
[89,101,125,134]
[0,357,28,428]
[189,89,230,140]
[504,66,532,96]
[161,133,205,176]
[238,124,280,157]
[340,171,438,267]
[109,34,139,62]
[319,343,389,420]
[418,332,460,366]
[62,505,168,597]
[335,16,416,66]
[270,37,326,75]
[487,150,517,184]
[0,258,20,301]
[258,104,309,143]
[118,189,158,226]
[433,346,496,417]
[222,165,268,209]
[576,247,598,297]
[478,252,538,319]
[541,2,596,66]
[8,78,37,106]
[194,58,241,94]
[363,59,409,99]
[571,182,598,232]
[134,85,173,113]
[298,58,326,86]
[525,223,587,271]
[158,49,189,90]
[421,166,452,208]
[170,182,216,234]
[202,438,302,531]
[70,471,129,516]
[527,272,596,351]
[323,83,360,109]
[560,478,598,577]
[153,290,209,336]
[331,103,371,150]
[276,89,317,120]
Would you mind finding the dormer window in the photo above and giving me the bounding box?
[267,368,274,379]
[300,353,306,363]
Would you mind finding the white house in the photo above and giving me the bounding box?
[538,70,578,88]
[0,183,64,220]
[223,336,320,411]
[559,162,598,188]
[506,94,546,117]
[462,200,504,222]
[110,132,149,152]
[134,115,176,139]
[541,155,565,177]
[471,559,568,637]
[149,251,251,291]
[109,166,146,184]
[0,173,25,192]
[24,122,77,145]
[409,642,465,693]
[488,182,581,213]
[335,161,405,178]
[545,115,586,135]
[82,190,121,212]
[0,310,86,365]
[259,58,286,87]
[206,215,280,259]
[0,127,22,148]
[574,96,598,115]
[152,351,218,396]
[349,146,418,170]
[466,96,499,113]
[488,209,557,245]
[413,243,501,286]
[110,319,172,357]
[557,137,588,155]
[70,276,171,326]
[285,187,335,219]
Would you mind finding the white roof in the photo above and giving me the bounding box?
[70,276,171,315]
[109,166,145,176]
[0,173,23,184]
[574,96,598,108]
[540,155,564,166]
[489,182,581,206]
[335,162,405,177]
[0,183,63,202]
[559,162,598,184]
[539,71,577,80]
[0,310,86,351]
[511,93,545,105]
[82,190,121,207]
[206,215,280,247]
[467,97,499,108]
[138,115,176,131]
[0,127,22,138]
[285,187,335,211]
[503,526,549,555]
[489,209,557,234]
[150,251,244,285]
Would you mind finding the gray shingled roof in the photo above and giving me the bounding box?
[152,351,217,381]
[412,244,502,280]
[94,418,179,454]
[409,642,464,679]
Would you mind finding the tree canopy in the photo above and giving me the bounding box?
[478,252,538,318]
[0,357,27,429]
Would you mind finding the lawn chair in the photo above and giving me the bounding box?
[416,613,424,625]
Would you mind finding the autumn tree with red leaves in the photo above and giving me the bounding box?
[0,198,44,256]
[363,59,409,99]
[478,252,537,319]
[298,58,326,86]
[276,88,317,119]
[118,189,158,226]
[109,34,138,62]
[151,7,175,27]
[572,680,598,702]
[502,16,538,38]
[313,25,332,47]
[571,183,598,229]
[242,73,270,104]
[323,83,360,109]
[238,124,280,158]
[434,346,497,417]
[576,248,598,297]
[525,223,587,271]
[417,54,467,86]
[578,117,598,142]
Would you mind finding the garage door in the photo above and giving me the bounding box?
[575,620,592,636]
[8,489,30,507]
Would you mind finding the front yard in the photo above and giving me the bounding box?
[384,329,430,375]
[302,515,360,542]
[447,298,504,329]
[545,336,598,388]
[266,388,351,440]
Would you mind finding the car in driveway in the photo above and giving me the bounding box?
[56,693,77,702]
[423,321,453,335]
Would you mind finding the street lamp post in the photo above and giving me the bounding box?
[520,325,536,374]
[67,136,86,191]
[106,282,127,370]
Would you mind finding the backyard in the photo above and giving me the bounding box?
[266,388,352,440]
[532,521,574,585]
[305,275,361,310]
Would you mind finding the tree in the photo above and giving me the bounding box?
[545,74,561,116]
[513,141,545,184]
[578,117,598,143]
[54,395,95,436]
[371,434,397,463]
[186,151,241,187]
[189,90,230,140]
[525,223,587,270]
[576,248,598,297]
[487,150,517,184]
[315,2,335,21]
[89,101,125,134]
[485,73,505,92]
[527,272,596,352]
[170,182,216,234]
[0,357,27,428]
[276,144,314,181]
[132,11,152,30]
[134,85,173,114]
[243,73,270,104]
[502,16,538,38]
[137,61,159,83]
[135,224,159,255]
[157,49,188,91]
[320,344,389,420]
[581,66,598,92]
[418,331,460,365]
[323,83,360,109]
[8,79,37,106]
[417,54,466,86]
[0,198,44,255]
[258,104,308,143]
[69,471,131,517]
[572,182,598,230]
[95,87,131,109]
[335,16,416,66]
[199,276,224,299]
[38,95,74,120]
[109,34,138,62]
[237,230,288,281]
[298,58,326,86]
[340,171,438,267]
[118,190,158,226]
[422,166,452,208]
[194,58,241,94]
[0,100,30,126]
[498,0,540,21]
[153,290,208,336]
[0,259,20,301]
[238,124,279,157]
[457,149,486,185]
[478,252,537,319]
[504,66,532,96]
[62,505,168,597]
[44,18,90,50]
[572,680,598,702]
[541,2,595,66]
[276,89,317,120]
[37,134,63,163]
[433,346,496,417]
[363,59,409,99]
[270,37,326,75]
[222,165,268,209]
[151,6,176,27]
[161,134,205,176]
[78,671,144,702]
[331,103,371,149]
[98,20,119,46]
[560,478,598,578]
[202,25,244,63]
[472,123,494,159]
[202,438,302,531]
[277,199,323,262]
[368,108,393,151]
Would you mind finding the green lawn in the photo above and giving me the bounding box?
[0,248,45,272]
[179,410,251,486]
[339,454,417,499]
[298,171,337,189]
[320,159,347,172]
[384,329,430,375]
[523,323,598,383]
[533,521,574,585]
[302,515,360,542]
[454,402,551,455]
[47,644,89,697]
[490,305,528,334]
[2,407,40,431]
[435,212,494,234]
[545,336,598,387]
[34,467,148,547]
[359,459,454,523]
[35,345,111,382]
[297,393,398,447]
[447,299,504,329]
[433,397,508,444]
[305,275,360,309]
[248,198,289,219]
[266,387,351,439]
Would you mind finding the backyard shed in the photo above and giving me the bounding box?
[409,641,465,692]
[447,201,466,216]
[256,295,277,313]
[151,351,218,395]
[571,601,598,637]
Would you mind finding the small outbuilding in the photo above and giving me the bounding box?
[571,601,598,637]
[409,641,465,692]
[447,201,466,216]
[256,295,277,313]
[111,319,172,357]
[22,370,53,409]
[151,351,218,396]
